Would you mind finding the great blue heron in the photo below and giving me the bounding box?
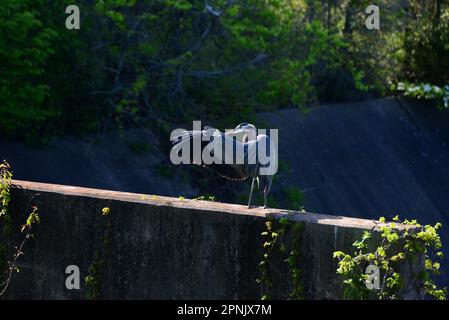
[170,123,277,208]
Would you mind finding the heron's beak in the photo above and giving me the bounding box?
[226,128,247,142]
[225,128,244,136]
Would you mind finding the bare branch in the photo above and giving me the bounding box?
[205,0,233,17]
[185,53,269,78]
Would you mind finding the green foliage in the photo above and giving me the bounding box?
[193,195,217,202]
[402,1,449,86]
[258,218,277,300]
[85,203,113,299]
[0,161,12,222]
[85,252,104,300]
[257,217,304,300]
[333,216,447,300]
[0,161,12,283]
[395,82,449,109]
[20,206,40,233]
[101,207,110,216]
[341,0,405,94]
[0,0,375,140]
[0,161,40,296]
[156,166,175,178]
[0,0,57,139]
[283,187,305,211]
[1,0,448,144]
[277,160,292,176]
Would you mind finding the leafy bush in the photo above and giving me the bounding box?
[0,0,57,139]
[334,216,447,300]
[396,82,449,109]
[0,160,40,296]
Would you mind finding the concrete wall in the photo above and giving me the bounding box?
[2,98,447,288]
[2,180,422,299]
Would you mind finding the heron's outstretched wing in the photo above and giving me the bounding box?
[171,130,204,165]
[202,132,257,181]
[170,128,267,181]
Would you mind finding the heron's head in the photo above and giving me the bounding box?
[226,123,257,142]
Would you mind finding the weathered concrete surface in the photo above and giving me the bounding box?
[1,98,447,287]
[3,180,422,300]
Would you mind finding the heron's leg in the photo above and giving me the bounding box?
[263,190,268,209]
[264,178,273,209]
[248,178,255,209]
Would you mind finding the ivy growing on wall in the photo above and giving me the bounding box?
[333,216,447,300]
[0,160,40,296]
[257,216,304,300]
[85,206,112,299]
